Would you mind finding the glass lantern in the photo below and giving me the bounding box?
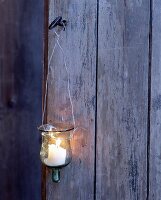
[38,123,74,182]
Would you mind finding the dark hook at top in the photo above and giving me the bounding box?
[49,16,67,31]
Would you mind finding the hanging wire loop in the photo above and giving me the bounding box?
[42,18,76,133]
[49,16,67,31]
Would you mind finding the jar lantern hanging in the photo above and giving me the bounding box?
[38,16,76,183]
[38,123,74,182]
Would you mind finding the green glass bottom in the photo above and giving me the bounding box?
[52,168,60,183]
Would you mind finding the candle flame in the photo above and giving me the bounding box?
[56,138,61,148]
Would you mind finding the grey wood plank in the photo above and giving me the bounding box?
[96,1,150,199]
[46,1,97,200]
[0,0,43,199]
[149,0,161,199]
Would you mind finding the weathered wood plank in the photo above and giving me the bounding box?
[0,0,43,199]
[46,1,97,200]
[149,0,161,199]
[96,1,150,199]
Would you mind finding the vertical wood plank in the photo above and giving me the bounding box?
[96,1,150,199]
[46,1,97,199]
[149,0,161,199]
[0,0,43,199]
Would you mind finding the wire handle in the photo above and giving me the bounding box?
[42,17,76,133]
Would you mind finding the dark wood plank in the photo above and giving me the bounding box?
[46,1,97,199]
[0,0,43,199]
[96,1,150,199]
[149,0,161,199]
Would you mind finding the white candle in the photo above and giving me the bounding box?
[44,139,66,167]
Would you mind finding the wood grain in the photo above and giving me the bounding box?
[149,0,161,199]
[0,0,43,199]
[96,0,150,199]
[46,1,97,200]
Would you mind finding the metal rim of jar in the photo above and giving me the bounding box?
[38,123,74,133]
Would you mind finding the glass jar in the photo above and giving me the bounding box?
[39,123,74,168]
[38,123,74,182]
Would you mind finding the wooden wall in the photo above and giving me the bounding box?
[0,0,43,199]
[45,0,161,200]
[96,0,150,199]
[46,1,97,199]
[149,0,161,199]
